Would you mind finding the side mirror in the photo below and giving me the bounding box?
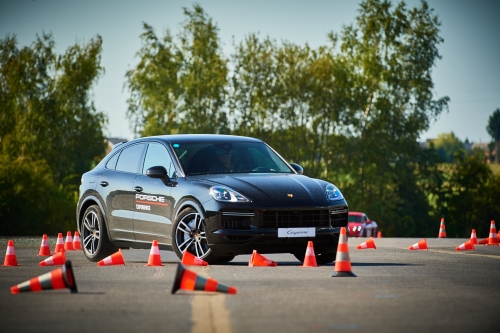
[146,166,174,186]
[289,163,303,175]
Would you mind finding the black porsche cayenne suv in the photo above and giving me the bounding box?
[77,134,348,264]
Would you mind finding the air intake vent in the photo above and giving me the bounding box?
[262,210,330,229]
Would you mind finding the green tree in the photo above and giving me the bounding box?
[432,132,463,162]
[126,24,182,136]
[126,4,228,137]
[329,0,449,236]
[486,108,500,163]
[435,150,493,237]
[0,33,106,235]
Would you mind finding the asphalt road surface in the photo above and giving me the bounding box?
[0,237,499,333]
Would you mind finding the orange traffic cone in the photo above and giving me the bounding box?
[409,238,428,250]
[11,261,77,294]
[98,249,125,266]
[331,227,355,277]
[146,240,163,266]
[171,263,237,294]
[438,218,446,238]
[486,220,499,246]
[40,252,66,266]
[64,231,74,251]
[182,250,208,266]
[456,240,475,251]
[73,231,82,250]
[248,250,278,267]
[54,233,65,254]
[478,238,489,245]
[356,237,376,250]
[377,231,382,238]
[38,234,51,256]
[470,229,478,245]
[3,240,19,267]
[302,241,317,267]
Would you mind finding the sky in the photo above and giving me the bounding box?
[1,0,499,143]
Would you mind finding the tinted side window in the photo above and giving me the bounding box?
[115,144,146,173]
[105,152,120,170]
[142,143,176,178]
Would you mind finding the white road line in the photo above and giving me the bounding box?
[190,266,234,333]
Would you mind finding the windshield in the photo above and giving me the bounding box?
[348,215,363,223]
[171,141,293,176]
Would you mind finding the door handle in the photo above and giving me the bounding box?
[134,186,143,192]
[100,181,109,187]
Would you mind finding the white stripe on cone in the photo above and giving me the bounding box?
[6,246,15,255]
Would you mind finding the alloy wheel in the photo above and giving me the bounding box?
[82,209,100,256]
[175,212,209,258]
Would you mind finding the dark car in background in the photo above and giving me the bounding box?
[77,134,348,264]
[348,211,378,237]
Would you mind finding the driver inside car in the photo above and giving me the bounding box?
[208,144,242,173]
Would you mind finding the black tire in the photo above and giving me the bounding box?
[172,207,229,264]
[293,248,338,265]
[81,205,117,262]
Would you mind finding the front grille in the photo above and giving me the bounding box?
[220,211,254,230]
[262,210,330,228]
[330,207,348,228]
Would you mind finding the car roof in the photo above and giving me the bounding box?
[128,134,263,145]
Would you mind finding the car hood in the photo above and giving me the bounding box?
[198,173,333,207]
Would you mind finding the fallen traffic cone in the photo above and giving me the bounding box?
[98,249,125,266]
[54,233,65,254]
[356,237,376,250]
[182,250,208,266]
[470,229,478,245]
[456,240,475,251]
[486,220,499,246]
[438,218,446,238]
[146,240,163,266]
[302,241,317,267]
[478,238,489,245]
[73,231,82,250]
[40,252,66,266]
[409,238,428,250]
[248,250,278,267]
[11,261,77,294]
[331,227,355,277]
[3,240,19,267]
[38,234,51,256]
[377,231,382,238]
[171,263,237,294]
[64,231,74,251]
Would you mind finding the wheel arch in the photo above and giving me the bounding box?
[174,197,206,220]
[78,196,108,233]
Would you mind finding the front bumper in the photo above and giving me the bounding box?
[204,205,348,256]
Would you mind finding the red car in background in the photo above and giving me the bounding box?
[348,212,378,237]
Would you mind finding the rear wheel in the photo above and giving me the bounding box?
[172,208,232,264]
[81,205,117,262]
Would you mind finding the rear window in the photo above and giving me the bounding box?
[115,144,146,174]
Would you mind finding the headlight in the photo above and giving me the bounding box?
[326,184,344,201]
[209,186,250,202]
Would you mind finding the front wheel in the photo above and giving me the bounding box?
[172,208,230,264]
[81,205,117,262]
